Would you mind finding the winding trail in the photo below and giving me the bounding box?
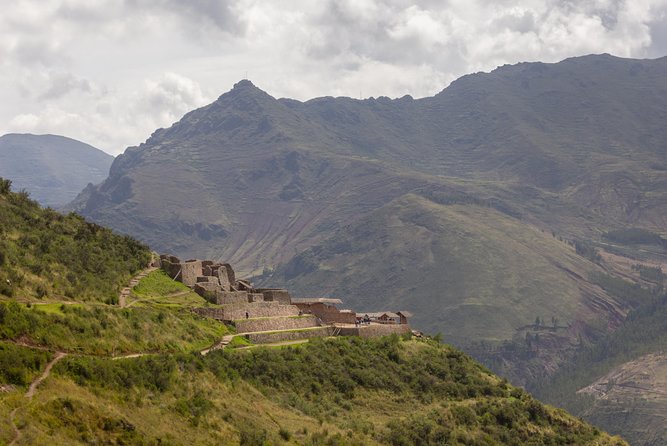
[25,352,66,400]
[119,266,157,308]
[8,351,67,445]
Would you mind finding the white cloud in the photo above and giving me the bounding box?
[0,0,666,155]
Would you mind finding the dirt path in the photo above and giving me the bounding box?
[26,352,66,400]
[8,408,20,446]
[119,266,157,308]
[8,351,67,445]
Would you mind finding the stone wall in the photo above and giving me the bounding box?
[235,315,320,333]
[222,302,299,320]
[214,291,248,305]
[257,288,291,304]
[295,302,357,324]
[180,260,203,287]
[246,326,333,344]
[338,324,411,338]
[191,307,225,320]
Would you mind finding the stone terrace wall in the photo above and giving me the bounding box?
[338,324,411,338]
[192,302,301,321]
[296,302,357,324]
[235,315,320,333]
[246,327,333,344]
[192,307,225,320]
[224,303,300,320]
[215,291,248,305]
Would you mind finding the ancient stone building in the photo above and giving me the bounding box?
[159,254,412,344]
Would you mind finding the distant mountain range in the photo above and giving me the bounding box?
[67,54,667,444]
[0,133,113,208]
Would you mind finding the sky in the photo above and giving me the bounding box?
[2,0,667,156]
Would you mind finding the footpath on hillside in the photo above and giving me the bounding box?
[9,352,67,446]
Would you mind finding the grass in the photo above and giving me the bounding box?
[0,300,228,355]
[227,335,252,348]
[28,303,84,315]
[129,269,208,307]
[0,180,150,303]
[18,336,622,446]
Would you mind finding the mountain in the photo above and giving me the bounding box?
[0,181,625,445]
[0,133,113,208]
[67,54,667,440]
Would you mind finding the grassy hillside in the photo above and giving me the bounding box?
[0,177,150,303]
[1,336,626,445]
[0,190,626,444]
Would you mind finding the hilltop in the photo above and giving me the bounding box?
[0,179,626,445]
[0,134,113,208]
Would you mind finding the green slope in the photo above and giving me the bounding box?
[0,180,625,445]
[0,178,150,303]
[1,337,626,446]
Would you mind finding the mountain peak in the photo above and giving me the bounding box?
[233,79,255,88]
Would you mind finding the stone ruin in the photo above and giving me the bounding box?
[156,254,412,343]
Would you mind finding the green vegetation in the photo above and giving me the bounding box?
[589,272,656,307]
[0,178,150,302]
[632,264,664,284]
[42,336,623,445]
[535,291,667,408]
[129,269,206,307]
[132,269,190,298]
[0,300,227,355]
[603,228,666,246]
[0,343,51,387]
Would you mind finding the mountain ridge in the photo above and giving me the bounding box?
[0,133,113,208]
[66,56,667,444]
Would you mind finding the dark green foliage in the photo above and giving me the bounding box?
[603,228,666,246]
[535,291,667,412]
[589,272,655,307]
[0,342,51,386]
[632,264,664,284]
[574,240,601,263]
[174,391,214,426]
[0,183,150,301]
[0,178,11,195]
[58,355,178,392]
[382,398,612,446]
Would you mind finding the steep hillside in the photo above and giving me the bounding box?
[271,195,623,346]
[67,54,667,395]
[0,134,113,208]
[532,275,667,446]
[0,177,150,302]
[0,192,625,444]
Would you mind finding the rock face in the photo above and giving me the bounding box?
[0,133,113,207]
[70,55,667,392]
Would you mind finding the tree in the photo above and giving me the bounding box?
[0,178,11,195]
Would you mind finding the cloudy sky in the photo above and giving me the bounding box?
[2,0,667,155]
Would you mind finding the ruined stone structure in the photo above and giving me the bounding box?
[160,254,411,346]
[292,298,357,324]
